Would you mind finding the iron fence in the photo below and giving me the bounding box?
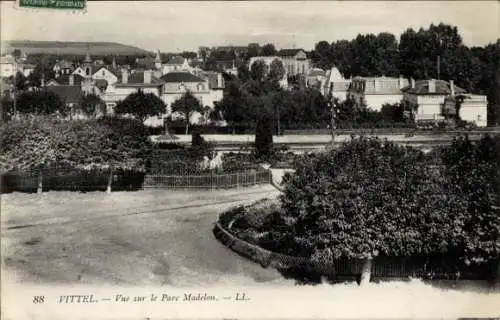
[143,170,271,189]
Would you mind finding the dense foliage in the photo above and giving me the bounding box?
[221,136,499,279]
[79,94,107,118]
[0,116,152,191]
[15,90,65,116]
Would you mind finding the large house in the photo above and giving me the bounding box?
[347,76,409,112]
[401,79,467,123]
[277,49,311,77]
[306,68,326,90]
[103,68,164,118]
[322,66,351,101]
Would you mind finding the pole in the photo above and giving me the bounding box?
[437,55,441,80]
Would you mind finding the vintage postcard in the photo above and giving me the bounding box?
[1,0,500,319]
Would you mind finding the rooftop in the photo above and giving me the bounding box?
[402,79,466,95]
[165,56,186,65]
[161,71,205,83]
[46,85,83,104]
[277,49,306,57]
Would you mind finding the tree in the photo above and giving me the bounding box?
[268,59,286,82]
[170,91,203,134]
[250,59,269,81]
[247,43,261,59]
[114,91,166,123]
[96,117,152,192]
[312,41,332,70]
[279,137,470,284]
[380,103,405,123]
[254,112,274,160]
[27,60,55,88]
[261,43,277,57]
[16,90,65,116]
[79,94,106,118]
[440,135,500,267]
[1,94,14,122]
[180,51,198,59]
[13,71,28,91]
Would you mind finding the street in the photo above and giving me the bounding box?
[1,186,289,286]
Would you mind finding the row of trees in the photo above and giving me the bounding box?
[274,135,499,283]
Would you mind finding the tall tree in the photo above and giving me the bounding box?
[254,111,274,160]
[261,43,277,57]
[114,91,167,123]
[250,59,269,81]
[170,91,203,134]
[79,94,107,118]
[268,58,286,82]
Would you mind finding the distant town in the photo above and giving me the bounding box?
[1,23,499,130]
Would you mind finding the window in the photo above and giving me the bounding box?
[86,67,90,76]
[102,70,105,76]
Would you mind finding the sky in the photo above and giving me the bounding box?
[1,1,499,52]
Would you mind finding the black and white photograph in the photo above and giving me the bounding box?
[1,1,499,319]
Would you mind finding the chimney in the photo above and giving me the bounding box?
[399,76,405,89]
[121,68,129,84]
[428,79,436,93]
[69,74,74,86]
[217,73,223,88]
[411,78,415,89]
[144,70,152,84]
[450,80,455,96]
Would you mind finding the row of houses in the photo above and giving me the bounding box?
[1,48,489,127]
[301,67,488,127]
[38,51,226,126]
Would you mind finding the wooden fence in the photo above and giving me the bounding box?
[143,170,271,189]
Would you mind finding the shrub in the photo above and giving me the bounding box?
[278,137,478,281]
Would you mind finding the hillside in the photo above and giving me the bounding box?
[1,40,151,56]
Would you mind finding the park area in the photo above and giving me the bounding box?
[2,186,499,318]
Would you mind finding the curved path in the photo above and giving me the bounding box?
[1,186,292,286]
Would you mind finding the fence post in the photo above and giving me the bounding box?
[236,173,239,188]
[254,171,257,186]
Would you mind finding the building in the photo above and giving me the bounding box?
[347,76,409,111]
[402,79,467,123]
[92,66,119,86]
[53,60,74,76]
[47,74,84,86]
[277,49,310,77]
[45,85,84,118]
[322,66,351,101]
[162,55,191,74]
[160,71,211,113]
[103,69,164,117]
[306,68,326,90]
[442,92,487,127]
